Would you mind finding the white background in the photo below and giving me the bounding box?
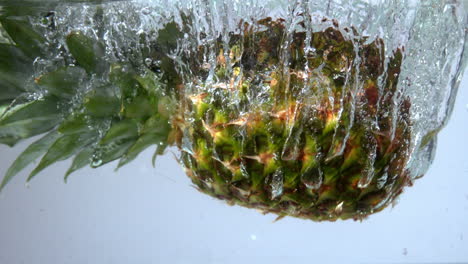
[0,72,467,263]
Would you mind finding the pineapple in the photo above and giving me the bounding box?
[0,13,413,221]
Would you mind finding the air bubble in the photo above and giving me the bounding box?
[144,58,153,66]
[301,167,323,190]
[141,7,151,15]
[267,170,284,199]
[91,158,103,168]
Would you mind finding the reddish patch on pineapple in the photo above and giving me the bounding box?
[217,49,226,66]
[385,126,409,156]
[365,82,379,107]
[350,177,360,189]
[400,170,413,187]
[318,184,332,194]
[270,104,299,122]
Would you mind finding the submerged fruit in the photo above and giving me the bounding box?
[178,18,412,221]
[1,12,413,221]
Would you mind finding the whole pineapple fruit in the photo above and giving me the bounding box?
[0,13,413,221]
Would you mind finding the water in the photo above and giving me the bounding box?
[0,0,467,262]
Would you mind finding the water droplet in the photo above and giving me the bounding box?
[91,159,103,168]
[144,58,153,66]
[267,170,284,199]
[376,172,388,189]
[239,162,249,179]
[141,7,151,15]
[91,150,103,168]
[181,133,194,155]
[281,145,300,160]
[358,167,375,189]
[335,201,344,215]
[301,166,323,190]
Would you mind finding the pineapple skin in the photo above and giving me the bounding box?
[178,18,413,221]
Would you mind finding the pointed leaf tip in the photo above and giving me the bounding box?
[27,132,97,182]
[117,133,162,169]
[64,147,94,182]
[0,131,60,192]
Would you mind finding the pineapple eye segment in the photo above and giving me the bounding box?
[201,120,218,139]
[323,111,339,135]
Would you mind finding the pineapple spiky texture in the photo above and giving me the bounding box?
[0,13,413,221]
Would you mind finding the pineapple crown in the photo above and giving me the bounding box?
[0,15,182,190]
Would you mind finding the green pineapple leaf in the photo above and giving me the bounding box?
[0,17,46,58]
[117,133,165,169]
[142,115,172,167]
[89,120,140,168]
[93,140,137,169]
[0,131,60,191]
[0,96,59,123]
[0,74,26,103]
[83,84,120,117]
[27,132,97,181]
[66,31,106,74]
[0,117,60,147]
[0,97,62,146]
[0,44,33,99]
[0,3,55,18]
[0,44,32,73]
[152,142,168,167]
[99,119,139,145]
[58,113,90,135]
[123,95,156,120]
[135,69,163,95]
[109,64,143,98]
[35,66,86,98]
[156,21,183,53]
[140,115,171,134]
